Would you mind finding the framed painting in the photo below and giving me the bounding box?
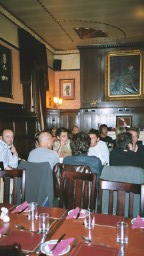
[105,50,143,101]
[116,115,132,128]
[59,79,75,99]
[0,44,12,98]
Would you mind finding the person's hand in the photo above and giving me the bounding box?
[10,144,18,156]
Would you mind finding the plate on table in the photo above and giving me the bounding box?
[68,209,88,218]
[40,240,70,255]
[131,217,144,226]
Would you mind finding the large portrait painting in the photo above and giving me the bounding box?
[105,50,143,100]
[0,44,12,98]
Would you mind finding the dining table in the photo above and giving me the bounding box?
[0,204,144,256]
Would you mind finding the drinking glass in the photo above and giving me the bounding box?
[116,222,128,244]
[39,213,49,234]
[84,211,95,229]
[28,202,38,221]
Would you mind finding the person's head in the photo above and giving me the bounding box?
[56,127,68,143]
[127,127,139,146]
[72,125,80,135]
[38,131,53,149]
[88,128,100,147]
[99,124,108,137]
[70,132,90,156]
[116,126,126,136]
[0,128,14,146]
[116,132,133,151]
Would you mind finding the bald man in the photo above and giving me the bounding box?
[28,131,59,168]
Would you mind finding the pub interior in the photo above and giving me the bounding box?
[0,1,144,255]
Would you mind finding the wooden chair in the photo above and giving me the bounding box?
[97,179,144,218]
[0,169,26,204]
[59,171,96,211]
[53,163,92,198]
[0,243,23,256]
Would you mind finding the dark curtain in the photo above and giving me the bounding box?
[18,28,49,129]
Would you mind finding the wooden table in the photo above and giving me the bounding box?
[39,213,144,256]
[0,205,144,256]
[0,204,67,255]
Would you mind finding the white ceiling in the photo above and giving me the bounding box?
[0,0,144,52]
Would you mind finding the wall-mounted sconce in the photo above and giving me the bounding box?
[53,97,63,108]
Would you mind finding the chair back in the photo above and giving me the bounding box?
[59,170,96,211]
[53,163,92,198]
[0,243,22,256]
[18,160,53,206]
[0,169,26,204]
[97,179,144,218]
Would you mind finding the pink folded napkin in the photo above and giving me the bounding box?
[48,238,75,256]
[11,201,29,213]
[132,215,144,229]
[66,207,80,219]
[0,226,8,237]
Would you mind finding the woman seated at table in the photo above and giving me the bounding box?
[110,132,144,168]
[63,131,103,186]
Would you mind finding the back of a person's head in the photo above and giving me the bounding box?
[88,128,100,137]
[116,126,126,136]
[38,131,51,147]
[70,131,90,156]
[116,132,132,150]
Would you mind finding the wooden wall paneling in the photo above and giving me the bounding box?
[46,109,61,129]
[79,43,144,109]
[0,103,38,160]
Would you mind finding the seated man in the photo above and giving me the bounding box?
[28,131,59,168]
[127,127,144,153]
[110,132,144,168]
[63,131,103,186]
[72,125,80,135]
[99,124,113,147]
[0,128,18,169]
[53,127,72,158]
[88,128,109,165]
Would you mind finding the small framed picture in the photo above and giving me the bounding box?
[116,115,132,128]
[59,79,75,99]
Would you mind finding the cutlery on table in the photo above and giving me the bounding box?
[15,224,39,234]
[17,206,28,215]
[49,233,66,253]
[36,233,47,254]
[76,208,81,219]
[82,236,111,247]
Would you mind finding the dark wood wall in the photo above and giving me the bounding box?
[0,102,38,159]
[46,107,144,132]
[79,42,144,109]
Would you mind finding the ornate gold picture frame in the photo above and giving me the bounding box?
[105,50,143,101]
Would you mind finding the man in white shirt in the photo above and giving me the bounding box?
[0,128,18,169]
[88,128,109,165]
[28,131,59,168]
